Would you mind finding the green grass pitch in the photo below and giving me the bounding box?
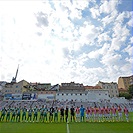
[0,113,133,133]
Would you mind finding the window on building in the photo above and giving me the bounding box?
[16,86,18,88]
[80,93,82,95]
[62,94,64,95]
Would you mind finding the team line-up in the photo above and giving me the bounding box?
[0,105,130,123]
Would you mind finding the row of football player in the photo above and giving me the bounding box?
[0,105,129,122]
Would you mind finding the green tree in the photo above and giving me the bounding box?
[128,84,133,97]
[119,92,132,99]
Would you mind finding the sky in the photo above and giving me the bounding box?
[0,0,133,86]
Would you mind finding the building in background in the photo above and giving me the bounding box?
[118,75,133,92]
[38,90,56,101]
[97,81,119,98]
[59,82,85,92]
[84,85,110,101]
[56,91,88,102]
[1,80,29,94]
[29,82,51,91]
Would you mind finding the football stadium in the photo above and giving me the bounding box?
[0,66,133,133]
[0,0,133,133]
[0,97,133,133]
[0,74,133,133]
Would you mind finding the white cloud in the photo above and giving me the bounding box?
[101,53,122,66]
[97,32,111,43]
[88,50,100,59]
[0,0,132,86]
[87,43,110,59]
[112,23,129,39]
[127,19,133,27]
[123,45,133,56]
[101,10,118,26]
[72,0,90,10]
[78,22,101,46]
[100,0,120,14]
[130,37,133,43]
[90,6,100,19]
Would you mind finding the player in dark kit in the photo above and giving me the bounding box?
[60,107,64,122]
[65,106,69,123]
[70,106,75,122]
[54,107,58,122]
[49,106,54,122]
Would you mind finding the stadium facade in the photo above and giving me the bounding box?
[0,79,130,104]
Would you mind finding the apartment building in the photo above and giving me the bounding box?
[118,75,133,92]
[97,81,119,98]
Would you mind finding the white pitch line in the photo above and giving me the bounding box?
[67,123,70,133]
